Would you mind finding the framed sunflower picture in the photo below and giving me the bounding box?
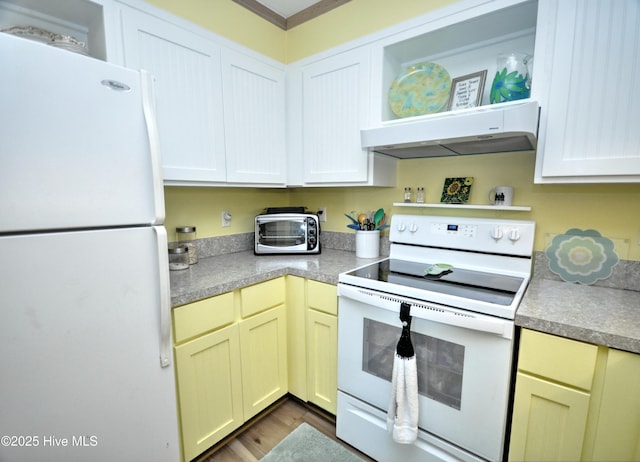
[440,177,474,203]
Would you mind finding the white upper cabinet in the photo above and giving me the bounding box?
[289,47,396,186]
[221,49,287,185]
[120,6,227,184]
[533,0,640,183]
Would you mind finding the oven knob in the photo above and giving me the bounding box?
[308,228,316,236]
[491,225,503,240]
[409,222,418,233]
[397,222,406,232]
[509,227,521,242]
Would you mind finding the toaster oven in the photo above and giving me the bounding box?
[255,208,320,254]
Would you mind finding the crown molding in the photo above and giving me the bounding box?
[233,0,351,30]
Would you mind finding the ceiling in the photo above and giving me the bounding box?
[233,0,351,29]
[256,0,321,18]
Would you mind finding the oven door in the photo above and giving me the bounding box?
[337,284,514,462]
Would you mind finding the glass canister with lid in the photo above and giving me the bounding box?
[168,246,189,271]
[176,226,198,264]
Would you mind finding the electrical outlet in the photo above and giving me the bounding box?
[318,207,327,222]
[221,211,232,227]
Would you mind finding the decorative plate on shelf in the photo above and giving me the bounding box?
[545,229,619,285]
[440,177,474,204]
[1,25,54,43]
[388,62,452,118]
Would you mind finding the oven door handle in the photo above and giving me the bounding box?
[338,284,513,339]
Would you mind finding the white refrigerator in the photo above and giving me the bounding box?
[0,33,180,461]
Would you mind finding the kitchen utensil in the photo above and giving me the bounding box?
[373,208,385,229]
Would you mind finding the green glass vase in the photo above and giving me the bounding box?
[490,52,532,104]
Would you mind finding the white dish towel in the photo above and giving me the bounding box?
[387,353,419,444]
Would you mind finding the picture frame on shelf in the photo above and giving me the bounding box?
[446,70,487,110]
[440,177,474,204]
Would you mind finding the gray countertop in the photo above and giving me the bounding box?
[170,250,640,354]
[516,278,640,354]
[169,249,377,307]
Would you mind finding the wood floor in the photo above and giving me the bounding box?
[194,396,374,462]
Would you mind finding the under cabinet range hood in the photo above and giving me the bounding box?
[361,100,539,159]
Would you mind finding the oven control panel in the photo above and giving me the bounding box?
[431,222,477,238]
[390,214,535,257]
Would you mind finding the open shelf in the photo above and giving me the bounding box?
[380,0,538,122]
[393,202,531,211]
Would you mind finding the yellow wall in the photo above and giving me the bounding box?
[164,187,289,239]
[157,0,640,260]
[142,0,453,63]
[143,0,287,62]
[285,0,453,62]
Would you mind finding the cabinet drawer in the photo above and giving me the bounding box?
[518,329,598,390]
[173,292,235,344]
[240,277,285,318]
[307,280,337,315]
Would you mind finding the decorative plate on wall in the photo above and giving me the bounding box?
[440,177,473,204]
[545,229,619,285]
[388,62,452,118]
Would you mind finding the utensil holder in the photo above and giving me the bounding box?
[356,230,380,258]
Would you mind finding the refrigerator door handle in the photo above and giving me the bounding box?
[154,226,172,368]
[140,70,166,226]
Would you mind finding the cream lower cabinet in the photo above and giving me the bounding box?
[286,277,339,414]
[173,276,339,460]
[509,373,591,461]
[306,281,338,413]
[509,329,598,461]
[173,278,287,461]
[239,305,288,419]
[174,323,243,461]
[589,349,640,461]
[173,293,242,462]
[509,329,640,462]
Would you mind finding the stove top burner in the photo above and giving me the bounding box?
[344,259,524,306]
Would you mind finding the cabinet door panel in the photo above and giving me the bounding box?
[121,8,226,182]
[302,48,371,184]
[286,276,307,400]
[239,305,288,419]
[591,349,640,461]
[307,309,337,413]
[222,50,286,184]
[535,0,640,181]
[509,373,590,462]
[174,324,242,461]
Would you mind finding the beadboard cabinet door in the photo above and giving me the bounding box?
[509,372,591,461]
[307,309,338,413]
[301,48,372,184]
[239,305,288,419]
[221,49,287,185]
[509,329,598,461]
[174,323,243,462]
[120,7,227,183]
[306,280,338,414]
[533,0,640,183]
[590,349,640,461]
